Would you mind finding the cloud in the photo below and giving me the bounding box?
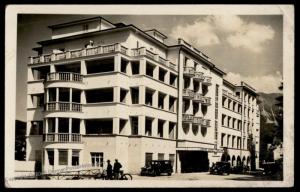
[170,15,275,53]
[226,23,275,53]
[225,72,282,93]
[170,20,220,47]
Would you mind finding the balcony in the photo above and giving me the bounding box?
[45,102,82,112]
[183,67,195,77]
[46,72,83,82]
[182,114,193,122]
[201,96,211,106]
[202,76,212,86]
[193,116,203,125]
[44,133,82,143]
[202,119,211,127]
[222,89,242,103]
[193,93,202,102]
[194,71,204,81]
[29,43,124,64]
[183,89,194,99]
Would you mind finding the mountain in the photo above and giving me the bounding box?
[257,92,283,163]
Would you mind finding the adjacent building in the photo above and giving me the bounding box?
[26,16,260,174]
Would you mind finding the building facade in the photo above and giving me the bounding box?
[26,17,260,174]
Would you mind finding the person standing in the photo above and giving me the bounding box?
[113,159,122,180]
[106,160,112,180]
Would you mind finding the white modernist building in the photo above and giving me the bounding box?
[26,16,260,174]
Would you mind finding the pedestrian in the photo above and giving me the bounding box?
[113,159,122,180]
[106,160,112,180]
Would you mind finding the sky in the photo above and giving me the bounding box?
[16,14,283,121]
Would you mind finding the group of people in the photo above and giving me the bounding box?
[106,159,122,180]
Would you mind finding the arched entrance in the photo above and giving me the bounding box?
[226,155,231,162]
[237,156,242,166]
[242,156,246,166]
[232,155,236,167]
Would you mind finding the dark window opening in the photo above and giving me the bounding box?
[201,104,207,116]
[119,119,127,134]
[86,58,114,74]
[222,96,226,107]
[130,87,139,104]
[146,62,155,77]
[222,114,226,126]
[183,99,189,113]
[59,88,70,102]
[86,88,113,103]
[159,68,167,82]
[72,89,81,103]
[85,119,113,134]
[170,73,177,86]
[158,153,164,160]
[182,123,189,134]
[192,124,199,135]
[145,117,153,136]
[193,80,199,92]
[31,94,44,108]
[131,61,140,75]
[158,120,164,138]
[130,116,138,135]
[184,77,190,89]
[47,150,54,166]
[32,66,50,80]
[72,118,80,133]
[48,118,55,133]
[145,153,153,166]
[221,133,225,146]
[169,122,175,139]
[145,88,154,106]
[30,121,43,135]
[121,59,128,73]
[228,99,231,109]
[55,63,81,73]
[193,102,199,115]
[48,88,56,102]
[58,118,69,133]
[158,92,166,109]
[169,97,176,112]
[120,89,128,103]
[202,85,208,96]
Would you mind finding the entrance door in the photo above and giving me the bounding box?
[179,151,209,173]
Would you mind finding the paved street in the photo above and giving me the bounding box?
[132,172,278,181]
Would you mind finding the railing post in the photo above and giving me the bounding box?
[82,49,87,57]
[28,57,33,64]
[140,47,146,55]
[51,53,56,61]
[66,51,71,59]
[40,55,44,63]
[115,43,121,52]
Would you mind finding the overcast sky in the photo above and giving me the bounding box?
[16,14,283,121]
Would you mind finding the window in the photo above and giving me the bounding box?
[145,89,154,106]
[169,97,176,112]
[169,122,175,139]
[145,153,153,166]
[72,150,80,166]
[32,66,50,80]
[91,152,103,167]
[169,73,177,87]
[130,87,139,104]
[146,62,155,77]
[85,119,113,134]
[158,120,164,137]
[30,121,43,135]
[192,124,199,135]
[58,149,68,165]
[201,127,207,137]
[31,94,44,108]
[227,135,230,147]
[131,61,140,75]
[47,118,55,133]
[145,118,153,136]
[85,88,114,103]
[58,118,69,133]
[121,59,128,73]
[221,133,225,146]
[159,68,166,82]
[158,92,165,109]
[86,58,114,74]
[130,116,139,135]
[158,153,164,160]
[47,150,54,166]
[48,88,56,102]
[120,89,128,103]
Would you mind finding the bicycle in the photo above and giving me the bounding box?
[94,170,132,180]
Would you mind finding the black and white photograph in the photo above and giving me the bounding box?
[5,5,294,188]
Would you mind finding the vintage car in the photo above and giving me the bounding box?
[209,161,231,175]
[140,160,173,176]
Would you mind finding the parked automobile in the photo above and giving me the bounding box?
[209,161,231,175]
[140,160,173,176]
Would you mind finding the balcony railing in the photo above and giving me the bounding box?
[222,89,242,103]
[70,49,83,58]
[193,116,203,124]
[44,133,82,143]
[193,93,203,102]
[183,89,194,99]
[183,67,195,77]
[202,119,211,127]
[46,72,83,82]
[182,114,193,122]
[202,76,212,85]
[201,96,211,105]
[146,50,156,60]
[45,102,82,112]
[194,71,204,81]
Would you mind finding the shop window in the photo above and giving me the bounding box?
[91,152,103,167]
